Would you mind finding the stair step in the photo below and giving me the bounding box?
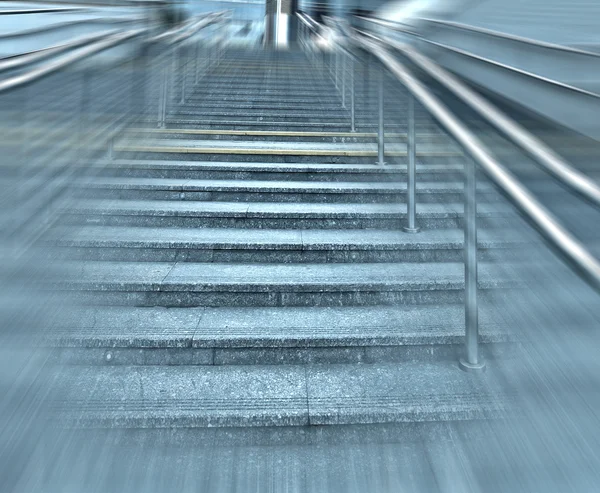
[92,159,465,181]
[63,200,517,229]
[44,304,516,365]
[48,226,527,262]
[54,260,522,307]
[71,177,498,203]
[48,361,512,427]
[113,139,462,164]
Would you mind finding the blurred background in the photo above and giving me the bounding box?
[2,1,600,492]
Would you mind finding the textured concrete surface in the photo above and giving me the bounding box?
[48,361,511,428]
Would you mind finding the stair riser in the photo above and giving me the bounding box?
[165,112,350,122]
[62,215,515,230]
[73,189,501,204]
[122,133,451,145]
[127,133,379,143]
[95,168,463,182]
[63,286,516,308]
[113,151,463,165]
[151,120,437,132]
[52,246,525,263]
[48,342,514,366]
[166,110,434,124]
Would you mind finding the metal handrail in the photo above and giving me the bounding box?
[356,17,600,99]
[356,15,600,58]
[147,11,229,45]
[354,28,600,208]
[149,12,231,128]
[0,28,144,95]
[0,29,123,73]
[0,7,92,15]
[416,17,600,58]
[0,16,143,40]
[0,9,228,95]
[301,15,600,371]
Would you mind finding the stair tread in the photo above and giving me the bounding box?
[97,159,463,173]
[115,139,459,155]
[51,226,526,250]
[75,177,489,193]
[57,260,521,291]
[44,304,515,348]
[67,200,515,217]
[48,361,511,427]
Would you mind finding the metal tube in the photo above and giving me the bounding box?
[160,64,168,128]
[107,136,114,160]
[335,48,339,88]
[341,51,346,108]
[157,64,166,128]
[356,35,600,292]
[459,157,485,372]
[377,70,385,165]
[180,51,186,104]
[350,57,355,132]
[194,42,200,84]
[403,94,420,233]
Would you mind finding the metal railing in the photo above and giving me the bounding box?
[0,11,225,247]
[148,11,231,128]
[298,13,600,371]
[354,23,600,209]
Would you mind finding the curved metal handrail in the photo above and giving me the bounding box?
[147,11,229,45]
[356,15,600,58]
[354,28,600,208]
[416,17,600,58]
[0,28,144,95]
[0,29,123,73]
[0,16,143,40]
[0,9,229,93]
[348,31,600,290]
[354,19,600,100]
[0,7,91,15]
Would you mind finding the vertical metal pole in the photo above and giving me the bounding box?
[159,62,168,128]
[107,136,114,160]
[335,48,339,89]
[377,69,385,165]
[350,57,355,132]
[459,157,485,372]
[403,94,419,233]
[180,51,186,104]
[341,51,346,109]
[194,42,200,85]
[157,64,165,128]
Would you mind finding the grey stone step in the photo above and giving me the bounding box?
[43,304,516,366]
[92,159,464,182]
[112,139,462,165]
[71,177,498,203]
[47,360,512,427]
[54,260,521,307]
[152,119,419,131]
[178,101,348,112]
[121,128,451,144]
[62,200,516,229]
[48,226,527,263]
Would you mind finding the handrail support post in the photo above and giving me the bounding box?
[377,69,385,165]
[459,157,486,372]
[341,51,346,108]
[403,93,420,233]
[350,57,356,132]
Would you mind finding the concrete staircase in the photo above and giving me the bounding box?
[44,48,522,429]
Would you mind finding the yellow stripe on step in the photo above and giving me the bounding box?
[125,128,378,138]
[113,145,462,157]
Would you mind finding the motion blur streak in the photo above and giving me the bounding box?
[2,1,600,492]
